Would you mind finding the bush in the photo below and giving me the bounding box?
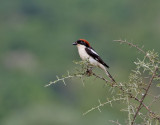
[46,40,160,125]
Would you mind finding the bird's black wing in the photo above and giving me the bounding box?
[85,47,109,68]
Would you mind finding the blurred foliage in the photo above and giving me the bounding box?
[0,0,160,124]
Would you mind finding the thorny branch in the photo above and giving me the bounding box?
[92,69,160,123]
[47,40,160,124]
[83,97,126,116]
[131,67,158,125]
[114,40,146,54]
[114,40,160,123]
[45,71,85,87]
[114,39,160,63]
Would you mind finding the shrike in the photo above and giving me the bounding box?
[73,39,115,82]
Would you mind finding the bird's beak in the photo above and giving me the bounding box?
[72,42,77,45]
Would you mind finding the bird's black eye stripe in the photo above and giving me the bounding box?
[77,40,84,44]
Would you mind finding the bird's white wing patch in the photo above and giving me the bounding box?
[89,48,99,56]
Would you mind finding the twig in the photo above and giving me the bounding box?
[114,40,157,63]
[45,72,85,87]
[109,120,122,125]
[126,95,132,125]
[148,95,160,108]
[131,67,158,125]
[142,103,160,122]
[83,97,126,115]
[114,40,146,54]
[92,72,110,83]
[130,95,160,122]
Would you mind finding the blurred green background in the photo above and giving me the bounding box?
[1,0,160,125]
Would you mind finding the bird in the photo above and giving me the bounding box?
[72,39,115,82]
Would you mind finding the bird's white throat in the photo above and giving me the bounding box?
[77,45,90,60]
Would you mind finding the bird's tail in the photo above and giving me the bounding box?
[100,65,116,83]
[105,70,115,83]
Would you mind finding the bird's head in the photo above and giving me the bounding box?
[72,39,90,47]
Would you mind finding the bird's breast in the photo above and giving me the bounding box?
[77,45,99,66]
[77,45,90,60]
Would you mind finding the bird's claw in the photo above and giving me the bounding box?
[86,68,93,76]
